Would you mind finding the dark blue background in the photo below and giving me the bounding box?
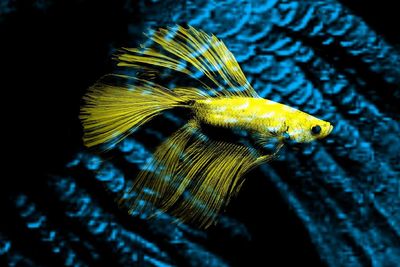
[1,0,399,266]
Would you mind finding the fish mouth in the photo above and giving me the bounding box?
[327,124,334,135]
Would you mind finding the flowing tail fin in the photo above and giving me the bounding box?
[80,75,205,148]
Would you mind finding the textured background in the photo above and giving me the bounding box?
[1,0,399,266]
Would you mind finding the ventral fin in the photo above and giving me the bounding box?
[120,120,264,228]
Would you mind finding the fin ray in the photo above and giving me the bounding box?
[171,140,259,227]
[116,25,258,98]
[121,120,198,215]
[122,120,265,228]
[80,75,205,148]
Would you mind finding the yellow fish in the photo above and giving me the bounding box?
[80,25,333,228]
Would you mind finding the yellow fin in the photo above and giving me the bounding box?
[122,120,264,228]
[170,139,260,228]
[254,142,284,165]
[80,75,199,148]
[121,121,196,214]
[116,25,258,98]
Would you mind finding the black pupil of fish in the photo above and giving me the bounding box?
[311,125,321,135]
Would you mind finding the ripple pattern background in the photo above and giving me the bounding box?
[1,0,399,266]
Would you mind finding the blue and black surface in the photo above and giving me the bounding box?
[1,0,399,266]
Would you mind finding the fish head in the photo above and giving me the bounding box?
[284,112,333,143]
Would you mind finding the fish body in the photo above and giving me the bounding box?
[80,25,333,227]
[194,97,333,143]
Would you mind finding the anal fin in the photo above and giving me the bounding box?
[121,120,277,228]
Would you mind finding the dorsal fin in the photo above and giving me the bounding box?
[117,25,258,98]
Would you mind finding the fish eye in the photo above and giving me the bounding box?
[311,125,321,135]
